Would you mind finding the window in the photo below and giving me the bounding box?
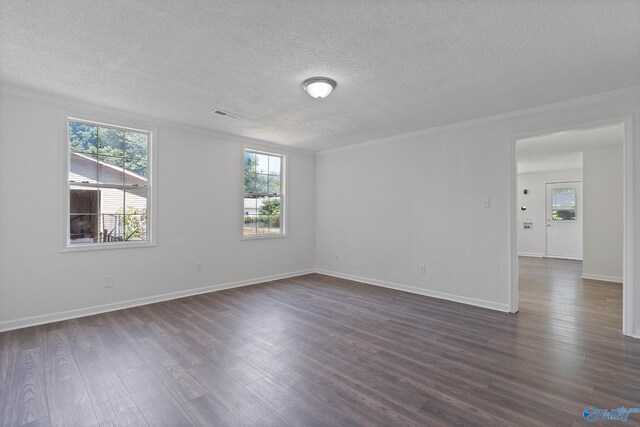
[67,118,152,247]
[243,149,285,237]
[551,188,577,221]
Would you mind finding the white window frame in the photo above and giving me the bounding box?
[62,114,157,252]
[241,146,287,240]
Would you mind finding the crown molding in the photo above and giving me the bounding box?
[0,84,315,156]
[317,85,640,156]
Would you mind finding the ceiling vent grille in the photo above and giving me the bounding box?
[211,108,242,120]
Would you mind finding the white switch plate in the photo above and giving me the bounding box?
[482,198,491,208]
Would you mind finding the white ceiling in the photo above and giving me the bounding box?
[517,123,624,173]
[1,1,639,152]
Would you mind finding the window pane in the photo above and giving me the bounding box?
[70,188,99,214]
[552,188,576,221]
[70,215,99,243]
[267,175,280,194]
[125,158,148,184]
[100,188,125,215]
[268,156,281,176]
[269,214,281,234]
[256,154,269,174]
[98,127,123,153]
[256,214,269,234]
[69,122,97,154]
[69,152,97,183]
[125,188,148,213]
[244,170,256,194]
[97,155,124,185]
[124,215,147,241]
[262,196,280,216]
[256,174,268,193]
[101,214,124,242]
[69,187,100,243]
[244,151,256,193]
[124,131,148,158]
[244,214,257,235]
[244,197,257,215]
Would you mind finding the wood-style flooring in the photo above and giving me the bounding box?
[1,257,639,426]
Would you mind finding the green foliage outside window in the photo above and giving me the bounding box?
[69,121,148,177]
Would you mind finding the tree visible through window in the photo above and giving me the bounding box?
[67,119,151,246]
[243,149,284,236]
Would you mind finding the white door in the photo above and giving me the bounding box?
[546,182,583,259]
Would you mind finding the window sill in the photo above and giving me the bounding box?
[241,234,288,241]
[61,241,156,253]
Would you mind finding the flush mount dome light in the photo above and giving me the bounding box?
[302,77,336,99]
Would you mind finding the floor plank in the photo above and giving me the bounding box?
[118,365,194,426]
[2,346,48,426]
[46,377,98,427]
[73,346,147,426]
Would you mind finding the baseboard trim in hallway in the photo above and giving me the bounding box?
[581,273,623,283]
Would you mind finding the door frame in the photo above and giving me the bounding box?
[545,181,583,260]
[508,115,634,337]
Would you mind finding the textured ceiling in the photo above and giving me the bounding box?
[517,123,623,173]
[1,1,639,151]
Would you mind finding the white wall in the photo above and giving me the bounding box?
[517,168,583,257]
[316,125,514,311]
[583,146,624,282]
[316,88,640,335]
[0,93,316,331]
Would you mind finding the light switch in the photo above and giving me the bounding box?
[482,198,491,208]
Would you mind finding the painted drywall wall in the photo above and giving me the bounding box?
[517,168,583,257]
[583,146,624,282]
[316,88,640,332]
[0,93,316,330]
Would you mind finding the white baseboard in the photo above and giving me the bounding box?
[633,329,640,339]
[581,273,623,283]
[314,269,510,313]
[517,252,544,258]
[0,269,314,333]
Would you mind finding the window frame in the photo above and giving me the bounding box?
[61,114,157,252]
[241,146,287,240]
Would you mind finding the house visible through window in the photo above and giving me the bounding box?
[243,149,285,237]
[67,119,151,246]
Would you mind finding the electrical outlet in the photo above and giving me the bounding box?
[335,255,340,262]
[196,262,202,272]
[420,265,426,274]
[105,276,114,288]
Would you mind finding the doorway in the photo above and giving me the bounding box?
[510,118,633,336]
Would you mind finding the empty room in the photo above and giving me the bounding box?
[1,1,639,426]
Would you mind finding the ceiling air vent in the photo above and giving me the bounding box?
[211,108,242,120]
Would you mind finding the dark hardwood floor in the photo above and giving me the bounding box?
[1,257,639,426]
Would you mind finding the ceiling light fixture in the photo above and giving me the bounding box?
[302,77,336,99]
